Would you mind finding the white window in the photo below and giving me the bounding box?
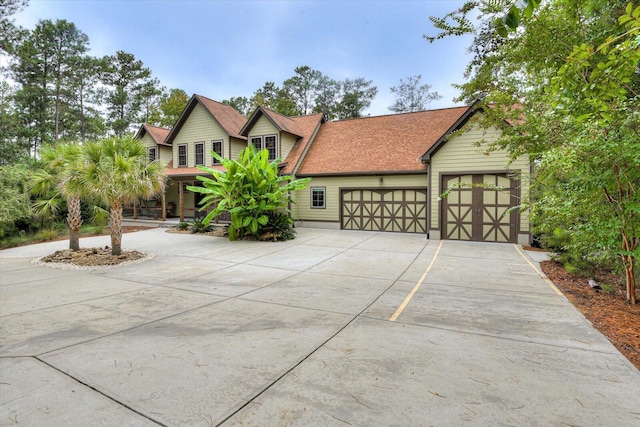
[195,142,204,166]
[211,140,223,163]
[264,135,277,160]
[311,187,326,209]
[251,136,262,152]
[178,144,187,167]
[250,135,278,161]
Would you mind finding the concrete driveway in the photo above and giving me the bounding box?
[1,228,639,426]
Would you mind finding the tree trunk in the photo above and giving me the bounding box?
[67,196,82,251]
[161,191,166,221]
[179,182,184,222]
[110,201,123,256]
[624,253,636,305]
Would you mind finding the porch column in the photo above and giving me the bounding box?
[161,191,166,221]
[179,181,184,222]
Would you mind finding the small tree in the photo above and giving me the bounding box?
[80,136,166,255]
[188,145,310,241]
[389,75,441,112]
[29,142,84,250]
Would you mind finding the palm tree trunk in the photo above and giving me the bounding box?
[67,196,83,251]
[110,201,123,256]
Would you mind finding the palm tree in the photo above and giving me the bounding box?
[80,136,166,255]
[30,142,85,251]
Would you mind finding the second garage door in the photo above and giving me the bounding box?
[441,173,518,243]
[340,188,427,233]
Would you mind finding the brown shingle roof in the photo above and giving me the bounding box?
[195,95,246,139]
[135,124,170,146]
[296,106,471,176]
[281,113,324,175]
[165,94,247,144]
[240,106,303,137]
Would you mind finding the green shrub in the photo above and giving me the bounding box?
[187,146,310,241]
[80,224,105,235]
[189,217,210,234]
[35,228,60,241]
[259,211,295,242]
[176,221,189,231]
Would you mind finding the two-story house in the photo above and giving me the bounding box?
[137,94,530,244]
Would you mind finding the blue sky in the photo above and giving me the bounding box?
[13,0,472,116]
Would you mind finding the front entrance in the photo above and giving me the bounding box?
[340,188,427,233]
[441,174,518,243]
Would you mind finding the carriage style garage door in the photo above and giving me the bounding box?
[441,173,518,243]
[340,188,427,233]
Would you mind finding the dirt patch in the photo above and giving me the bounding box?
[39,247,148,267]
[34,226,156,269]
[541,260,640,370]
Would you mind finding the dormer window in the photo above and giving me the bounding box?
[264,136,277,160]
[147,147,157,164]
[251,137,262,152]
[250,135,278,161]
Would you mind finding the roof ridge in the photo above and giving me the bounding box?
[331,105,471,123]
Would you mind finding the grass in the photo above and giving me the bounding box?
[0,223,106,249]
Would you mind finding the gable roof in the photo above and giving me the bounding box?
[296,106,471,176]
[165,94,247,144]
[421,101,506,162]
[135,124,170,146]
[280,113,325,175]
[240,106,304,138]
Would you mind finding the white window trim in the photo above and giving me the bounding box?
[311,187,326,209]
[250,134,278,161]
[147,147,157,163]
[264,134,278,161]
[194,141,205,166]
[211,139,223,164]
[177,144,188,167]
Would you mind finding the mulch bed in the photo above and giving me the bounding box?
[541,260,640,370]
[40,247,147,267]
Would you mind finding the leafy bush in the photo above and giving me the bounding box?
[35,228,60,241]
[176,221,189,231]
[0,164,34,239]
[259,211,296,242]
[189,217,210,234]
[187,146,310,241]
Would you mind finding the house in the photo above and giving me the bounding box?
[135,95,530,244]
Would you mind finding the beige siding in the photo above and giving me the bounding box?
[230,137,247,160]
[159,146,172,165]
[139,134,172,166]
[139,133,156,150]
[280,132,298,161]
[172,103,229,167]
[248,115,279,138]
[429,125,530,234]
[247,116,281,156]
[292,174,427,223]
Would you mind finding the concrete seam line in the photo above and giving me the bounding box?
[33,356,167,427]
[389,239,444,322]
[513,244,563,296]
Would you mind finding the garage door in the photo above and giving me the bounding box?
[341,188,427,233]
[441,174,518,243]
